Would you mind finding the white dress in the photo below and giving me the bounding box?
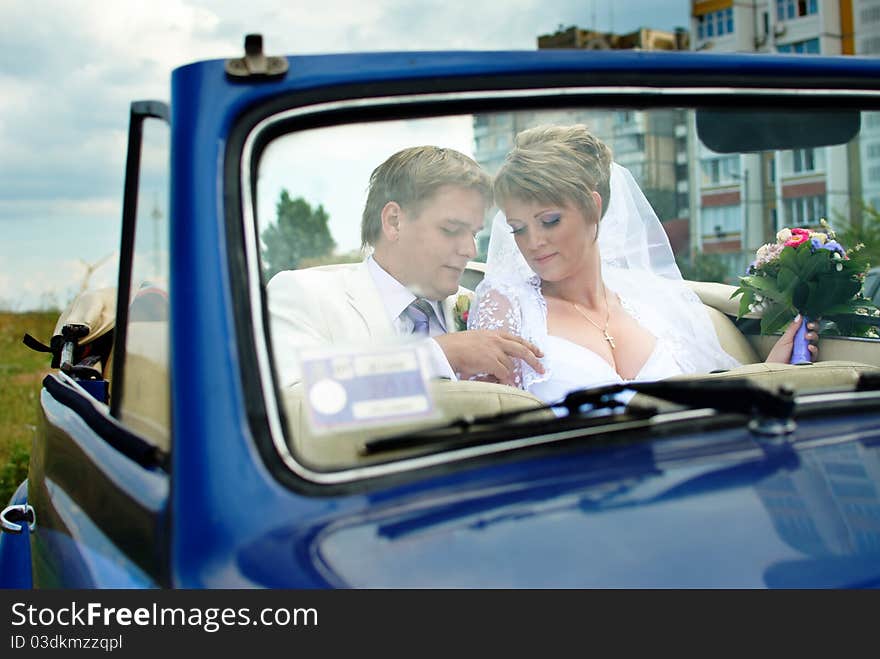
[469,272,736,404]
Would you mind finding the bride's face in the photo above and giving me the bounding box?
[503,193,601,282]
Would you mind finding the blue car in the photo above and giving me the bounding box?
[4,36,880,588]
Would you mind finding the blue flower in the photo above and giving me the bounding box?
[810,238,823,252]
[821,240,845,255]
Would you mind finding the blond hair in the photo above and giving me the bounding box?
[361,146,492,248]
[494,124,613,220]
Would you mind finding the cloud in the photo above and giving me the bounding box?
[0,0,689,310]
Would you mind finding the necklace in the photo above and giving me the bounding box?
[572,288,616,350]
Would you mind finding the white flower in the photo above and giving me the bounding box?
[812,232,828,244]
[776,228,792,244]
[754,293,763,302]
[836,263,844,271]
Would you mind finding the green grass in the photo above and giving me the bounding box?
[0,311,58,505]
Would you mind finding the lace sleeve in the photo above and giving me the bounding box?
[469,281,522,334]
[468,275,549,390]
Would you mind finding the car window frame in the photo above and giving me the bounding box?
[225,79,880,491]
[111,101,171,433]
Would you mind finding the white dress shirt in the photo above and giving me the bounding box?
[367,256,456,379]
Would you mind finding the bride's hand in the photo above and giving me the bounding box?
[765,315,819,363]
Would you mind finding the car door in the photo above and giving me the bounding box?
[23,101,172,587]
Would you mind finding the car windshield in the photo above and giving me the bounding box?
[250,96,880,476]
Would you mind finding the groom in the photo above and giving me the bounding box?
[267,145,544,388]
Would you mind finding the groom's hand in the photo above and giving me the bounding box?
[435,330,545,385]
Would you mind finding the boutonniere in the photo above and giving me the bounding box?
[453,293,471,331]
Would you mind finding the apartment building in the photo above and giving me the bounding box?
[691,0,880,275]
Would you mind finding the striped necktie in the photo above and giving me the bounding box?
[405,297,439,336]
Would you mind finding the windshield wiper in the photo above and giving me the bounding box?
[363,377,795,455]
[600,378,795,419]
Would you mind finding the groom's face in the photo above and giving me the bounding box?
[391,184,486,300]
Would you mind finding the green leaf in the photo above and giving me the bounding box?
[822,300,870,316]
[743,275,786,299]
[777,245,799,271]
[799,273,862,318]
[795,242,814,266]
[799,249,832,282]
[792,281,811,310]
[776,266,798,297]
[760,303,795,334]
[735,288,754,319]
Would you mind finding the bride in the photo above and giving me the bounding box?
[468,124,816,403]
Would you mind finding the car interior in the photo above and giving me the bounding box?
[30,99,880,474]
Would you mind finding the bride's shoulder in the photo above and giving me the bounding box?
[475,273,541,301]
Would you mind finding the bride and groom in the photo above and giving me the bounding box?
[268,126,815,402]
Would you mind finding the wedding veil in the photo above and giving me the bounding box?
[475,162,739,389]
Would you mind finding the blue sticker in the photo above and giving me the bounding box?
[299,345,436,433]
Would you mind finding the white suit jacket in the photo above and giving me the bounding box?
[266,260,471,387]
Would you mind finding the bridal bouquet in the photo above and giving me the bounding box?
[732,221,877,338]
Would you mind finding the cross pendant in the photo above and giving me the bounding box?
[604,331,616,350]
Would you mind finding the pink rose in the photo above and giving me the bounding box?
[784,227,811,247]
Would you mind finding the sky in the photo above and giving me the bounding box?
[0,0,690,311]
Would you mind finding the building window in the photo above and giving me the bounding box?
[677,192,689,216]
[701,204,741,237]
[777,0,818,21]
[784,195,826,225]
[865,113,880,129]
[777,38,820,54]
[868,144,880,160]
[861,36,880,54]
[615,134,644,154]
[864,6,880,23]
[792,148,816,173]
[868,166,880,182]
[701,155,740,185]
[697,8,734,40]
[627,163,645,181]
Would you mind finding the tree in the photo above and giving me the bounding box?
[261,191,336,278]
[834,202,880,271]
[676,251,732,284]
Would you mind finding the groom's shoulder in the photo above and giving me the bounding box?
[267,261,365,291]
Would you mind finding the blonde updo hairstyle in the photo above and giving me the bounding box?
[494,124,613,226]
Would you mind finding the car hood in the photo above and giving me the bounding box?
[241,431,880,588]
